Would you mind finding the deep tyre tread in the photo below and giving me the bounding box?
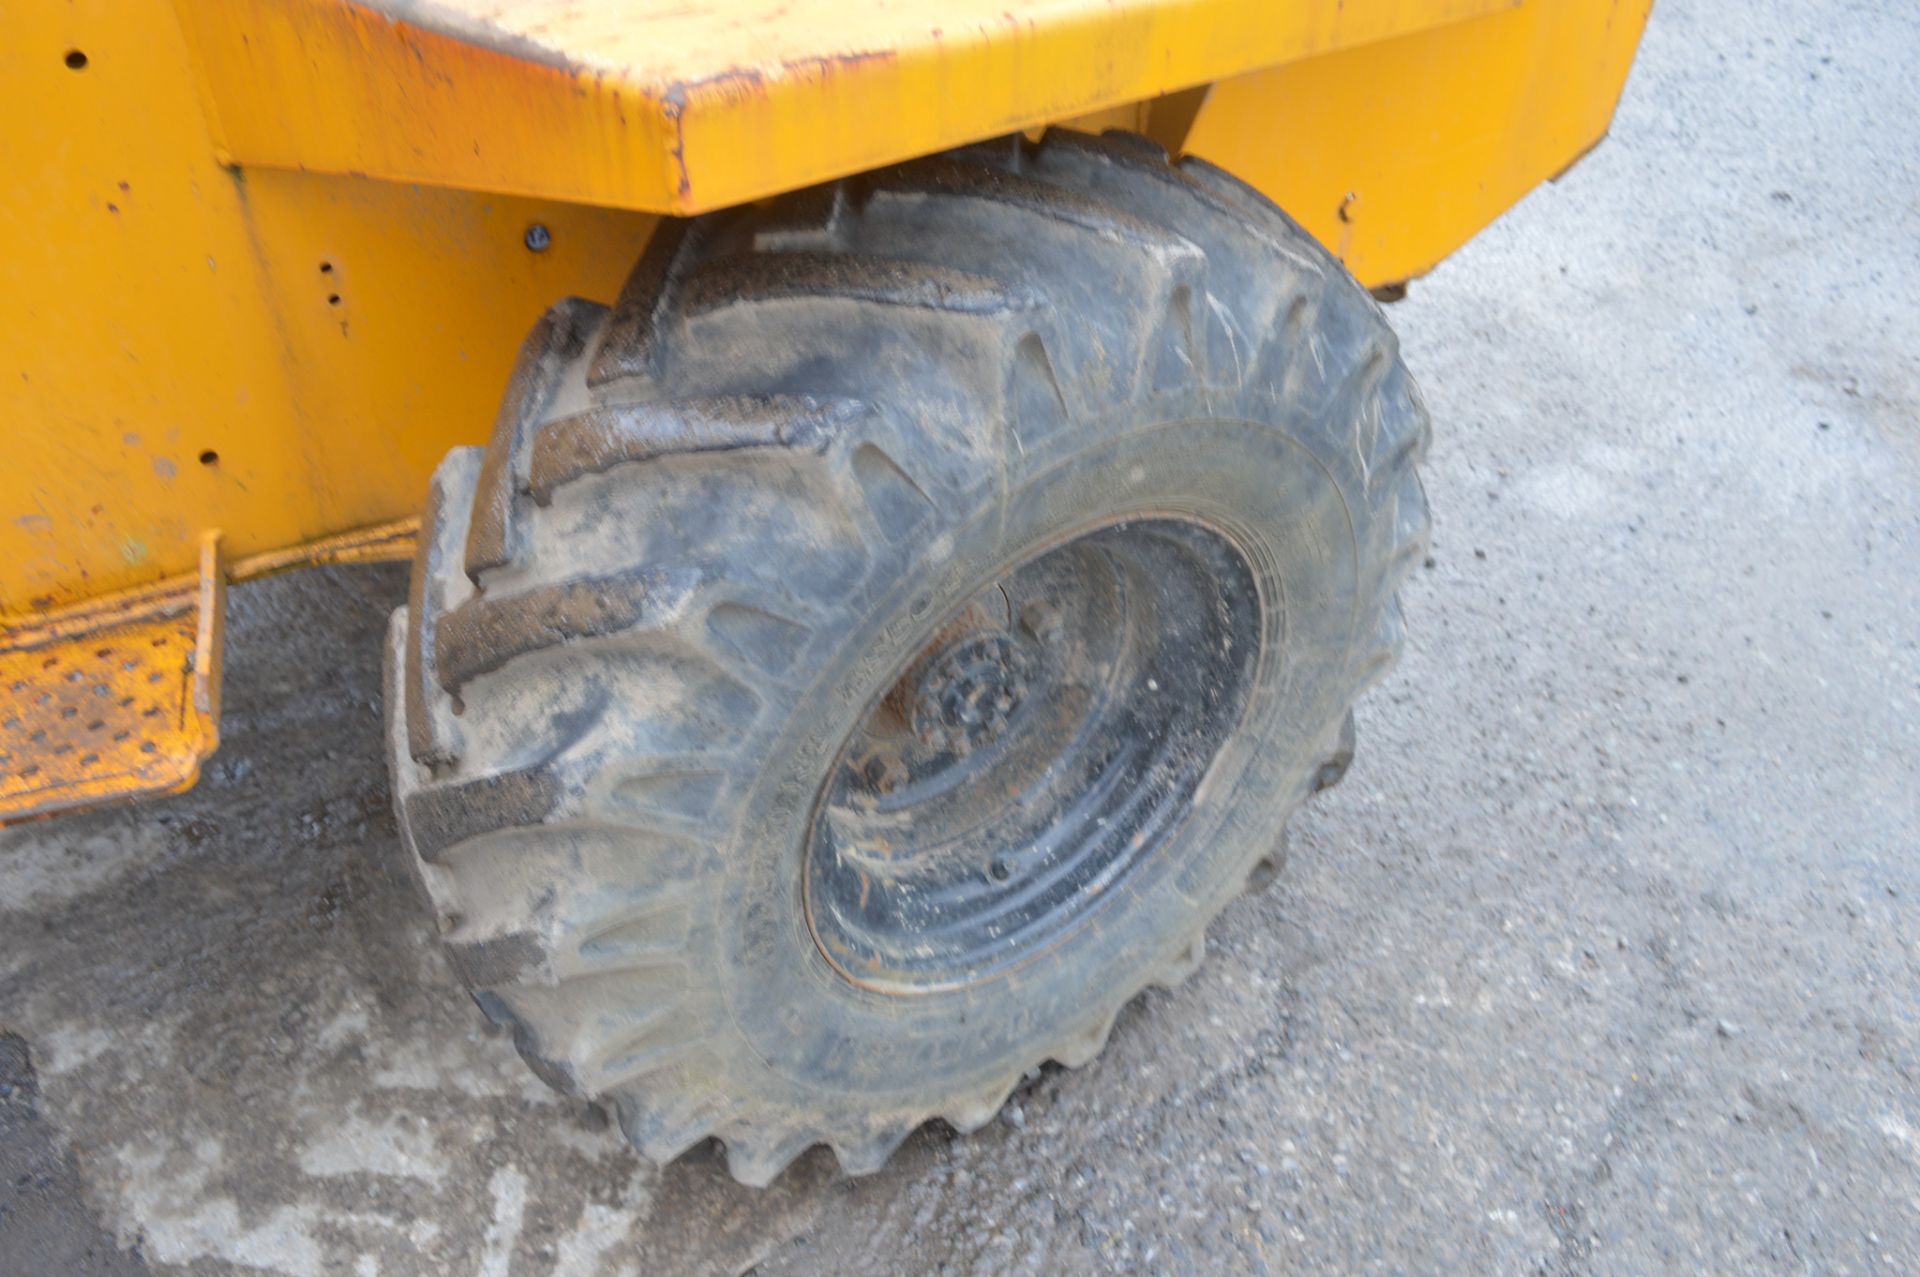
[387,129,1432,1186]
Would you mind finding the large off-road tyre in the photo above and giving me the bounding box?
[384,130,1429,1186]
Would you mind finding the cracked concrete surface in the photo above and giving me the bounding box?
[3,0,1917,1272]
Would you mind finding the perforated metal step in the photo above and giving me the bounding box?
[1,539,223,826]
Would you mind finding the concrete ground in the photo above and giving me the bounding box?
[4,0,1917,1272]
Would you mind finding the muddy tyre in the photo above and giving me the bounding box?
[385,130,1430,1186]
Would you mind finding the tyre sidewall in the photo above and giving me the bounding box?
[713,398,1369,1107]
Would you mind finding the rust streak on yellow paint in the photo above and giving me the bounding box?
[5,0,1647,631]
[0,0,653,617]
[174,0,1519,215]
[2,519,419,650]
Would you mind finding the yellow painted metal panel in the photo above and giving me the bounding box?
[3,0,1652,819]
[172,0,1517,215]
[0,517,418,822]
[1184,0,1654,287]
[0,0,655,616]
[4,0,1648,625]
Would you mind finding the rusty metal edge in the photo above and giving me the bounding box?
[1,522,416,826]
[1,518,420,654]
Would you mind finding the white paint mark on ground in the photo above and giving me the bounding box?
[479,1165,529,1277]
[367,1028,549,1100]
[36,1023,119,1077]
[298,1112,448,1184]
[551,1202,640,1277]
[114,1139,325,1277]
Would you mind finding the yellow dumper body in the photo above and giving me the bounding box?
[0,0,1650,821]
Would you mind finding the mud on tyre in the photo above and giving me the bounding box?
[384,129,1430,1185]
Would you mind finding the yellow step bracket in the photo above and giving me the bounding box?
[0,520,417,824]
[1,535,224,825]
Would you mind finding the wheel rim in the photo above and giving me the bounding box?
[802,517,1263,993]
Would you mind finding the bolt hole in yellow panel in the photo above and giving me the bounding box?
[3,0,1648,618]
[2,1,652,819]
[0,0,656,617]
[1181,0,1654,288]
[2,0,1649,823]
